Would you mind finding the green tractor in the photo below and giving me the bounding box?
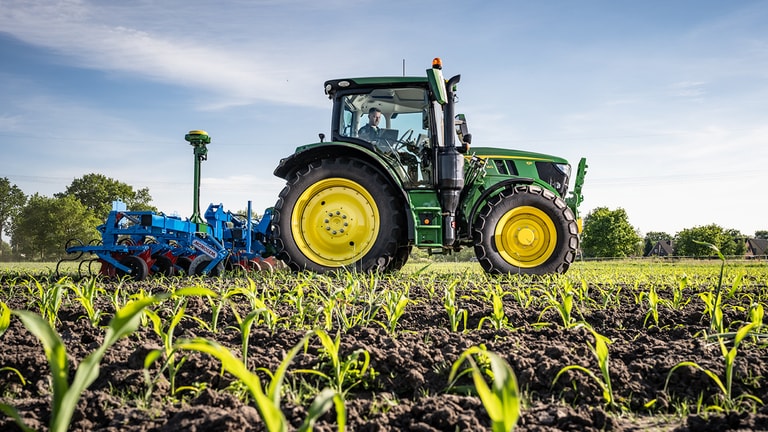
[272,58,587,275]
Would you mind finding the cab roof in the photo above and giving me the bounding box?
[324,76,429,97]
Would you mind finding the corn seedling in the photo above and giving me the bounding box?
[196,285,227,333]
[68,277,105,326]
[639,285,661,328]
[670,274,691,310]
[666,304,765,409]
[538,280,580,329]
[338,277,382,331]
[143,287,217,399]
[694,240,726,333]
[284,280,310,329]
[177,332,345,432]
[0,294,166,432]
[379,288,410,336]
[595,282,622,309]
[232,306,263,361]
[478,284,512,330]
[727,272,744,298]
[298,387,347,432]
[296,330,374,396]
[29,277,65,326]
[448,346,521,432]
[443,279,467,332]
[553,326,617,408]
[698,291,725,335]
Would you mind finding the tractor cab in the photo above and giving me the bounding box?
[327,82,438,187]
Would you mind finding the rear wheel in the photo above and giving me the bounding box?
[273,157,406,273]
[473,184,578,275]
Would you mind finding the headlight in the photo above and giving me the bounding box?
[555,163,571,177]
[536,162,571,197]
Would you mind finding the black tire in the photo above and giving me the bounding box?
[273,157,407,273]
[384,245,412,273]
[188,255,224,277]
[152,254,176,277]
[116,255,149,281]
[473,184,578,275]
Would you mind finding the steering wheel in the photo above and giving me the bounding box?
[397,129,414,147]
[380,139,404,164]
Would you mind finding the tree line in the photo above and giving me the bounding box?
[580,206,767,259]
[0,175,154,261]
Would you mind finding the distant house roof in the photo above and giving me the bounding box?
[746,238,768,257]
[648,240,674,257]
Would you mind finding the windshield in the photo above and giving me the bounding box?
[339,88,428,142]
[338,87,433,186]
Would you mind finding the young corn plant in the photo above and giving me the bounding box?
[639,285,661,328]
[478,284,512,330]
[0,294,166,432]
[29,277,66,326]
[448,346,521,432]
[295,330,375,396]
[538,280,580,329]
[230,306,263,362]
[68,277,105,326]
[443,280,467,333]
[177,333,346,432]
[143,287,217,399]
[379,288,410,336]
[695,240,727,333]
[698,291,725,335]
[284,279,311,330]
[665,304,764,409]
[553,326,618,409]
[337,273,382,331]
[670,274,691,310]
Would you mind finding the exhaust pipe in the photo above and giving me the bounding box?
[438,74,463,248]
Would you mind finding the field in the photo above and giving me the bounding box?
[1,259,768,431]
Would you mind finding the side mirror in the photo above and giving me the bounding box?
[458,133,471,153]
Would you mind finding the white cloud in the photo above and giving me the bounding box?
[0,0,341,108]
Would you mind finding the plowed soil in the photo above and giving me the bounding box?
[1,268,768,431]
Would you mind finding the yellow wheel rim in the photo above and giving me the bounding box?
[494,206,557,268]
[291,178,380,267]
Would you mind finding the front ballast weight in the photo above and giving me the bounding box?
[58,130,280,280]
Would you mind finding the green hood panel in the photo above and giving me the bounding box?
[469,147,568,164]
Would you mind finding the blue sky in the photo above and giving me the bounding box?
[1,0,766,239]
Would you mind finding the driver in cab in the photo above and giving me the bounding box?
[358,107,382,141]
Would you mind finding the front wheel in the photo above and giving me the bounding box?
[273,157,407,273]
[473,184,579,275]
